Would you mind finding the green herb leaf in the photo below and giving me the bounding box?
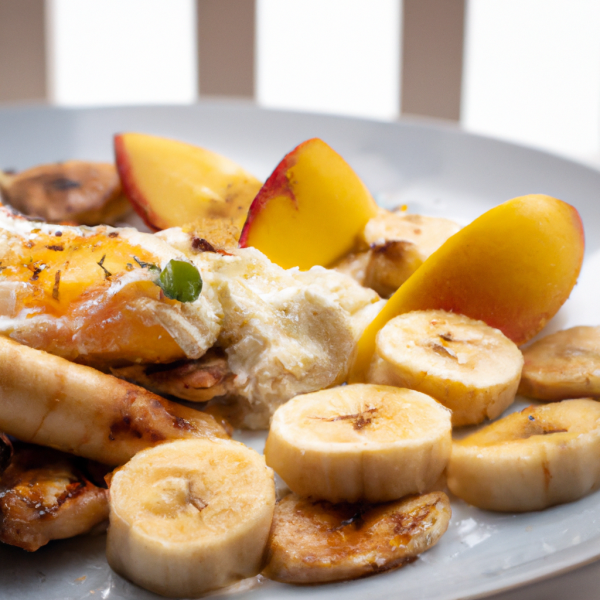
[133,255,160,272]
[158,260,202,302]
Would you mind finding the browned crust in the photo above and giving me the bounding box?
[0,162,131,226]
[263,492,451,584]
[0,444,109,551]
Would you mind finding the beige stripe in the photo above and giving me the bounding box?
[197,0,255,98]
[0,0,47,104]
[401,0,465,121]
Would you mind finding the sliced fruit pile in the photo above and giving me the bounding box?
[2,132,598,599]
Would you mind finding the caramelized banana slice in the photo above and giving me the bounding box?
[265,384,451,503]
[333,212,461,297]
[262,491,451,584]
[107,439,275,598]
[361,211,461,296]
[362,211,461,252]
[0,162,130,225]
[368,310,523,426]
[0,444,109,551]
[364,240,423,298]
[0,337,229,466]
[448,399,600,512]
[519,326,600,400]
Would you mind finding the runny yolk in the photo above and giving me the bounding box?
[0,229,158,316]
[0,229,186,365]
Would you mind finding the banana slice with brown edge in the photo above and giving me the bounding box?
[362,210,461,253]
[0,161,130,225]
[361,211,461,297]
[367,310,523,426]
[264,384,452,503]
[107,438,275,598]
[447,399,600,512]
[262,491,451,584]
[0,336,229,466]
[519,326,600,401]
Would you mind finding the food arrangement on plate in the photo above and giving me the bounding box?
[0,130,597,599]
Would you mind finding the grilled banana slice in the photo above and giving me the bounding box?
[107,438,275,598]
[0,162,130,225]
[333,211,460,297]
[367,310,523,426]
[262,491,451,584]
[0,336,229,466]
[447,399,600,512]
[519,326,600,401]
[265,384,451,503]
[362,210,461,253]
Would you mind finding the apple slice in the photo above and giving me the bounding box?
[115,133,262,232]
[239,138,379,270]
[349,194,585,382]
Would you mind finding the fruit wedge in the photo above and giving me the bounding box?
[115,133,262,232]
[239,138,379,270]
[349,195,584,382]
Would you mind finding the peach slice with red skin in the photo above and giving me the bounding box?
[115,133,262,233]
[239,138,379,270]
[349,194,585,382]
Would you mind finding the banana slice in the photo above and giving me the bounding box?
[447,399,600,512]
[364,240,423,298]
[519,326,600,401]
[264,384,452,503]
[367,310,523,426]
[107,438,276,598]
[263,491,451,584]
[362,210,461,253]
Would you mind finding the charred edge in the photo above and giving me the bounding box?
[371,241,398,254]
[328,510,365,532]
[54,481,87,510]
[191,237,216,253]
[429,342,457,360]
[439,332,453,342]
[365,556,417,577]
[315,407,378,430]
[189,496,208,512]
[52,270,61,301]
[49,177,81,191]
[46,245,64,252]
[391,502,436,538]
[30,265,42,281]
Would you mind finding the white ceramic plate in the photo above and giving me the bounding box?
[1,102,600,600]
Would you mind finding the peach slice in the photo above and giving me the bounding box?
[239,138,379,270]
[349,194,585,382]
[115,133,262,232]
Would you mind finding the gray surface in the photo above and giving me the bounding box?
[1,102,600,600]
